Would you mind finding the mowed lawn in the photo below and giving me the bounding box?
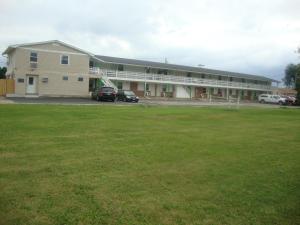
[0,105,300,225]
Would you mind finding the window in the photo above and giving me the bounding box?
[162,84,173,92]
[89,61,94,68]
[63,76,68,81]
[117,65,124,71]
[78,77,83,82]
[145,83,149,91]
[229,77,233,82]
[61,55,69,65]
[162,84,167,92]
[218,88,222,95]
[17,78,24,83]
[158,69,168,75]
[30,52,38,62]
[28,77,34,85]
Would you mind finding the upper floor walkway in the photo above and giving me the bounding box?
[89,68,273,91]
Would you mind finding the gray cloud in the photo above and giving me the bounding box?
[1,0,299,81]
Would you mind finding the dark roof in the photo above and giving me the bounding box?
[95,55,278,82]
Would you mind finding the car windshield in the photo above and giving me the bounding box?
[124,91,135,96]
[101,87,114,92]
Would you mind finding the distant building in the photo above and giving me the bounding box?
[272,88,297,96]
[2,40,278,99]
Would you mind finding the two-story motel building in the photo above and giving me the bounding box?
[2,40,278,99]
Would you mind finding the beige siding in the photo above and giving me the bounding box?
[39,73,89,97]
[6,43,90,96]
[14,74,26,96]
[6,50,16,75]
[15,48,89,74]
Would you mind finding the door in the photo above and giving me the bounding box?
[26,76,37,94]
[130,82,138,91]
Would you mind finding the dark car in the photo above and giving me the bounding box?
[117,90,139,102]
[91,86,116,101]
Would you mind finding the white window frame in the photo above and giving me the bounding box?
[30,52,38,63]
[60,55,69,65]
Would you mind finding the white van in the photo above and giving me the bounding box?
[258,94,287,105]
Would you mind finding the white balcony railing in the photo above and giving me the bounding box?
[89,68,272,91]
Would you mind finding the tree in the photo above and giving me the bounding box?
[283,64,298,87]
[283,63,300,105]
[0,67,7,79]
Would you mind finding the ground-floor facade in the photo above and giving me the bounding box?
[110,80,264,100]
[11,72,90,97]
[10,72,267,101]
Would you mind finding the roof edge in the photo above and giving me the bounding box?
[95,55,279,82]
[2,40,95,57]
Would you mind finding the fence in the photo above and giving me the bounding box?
[0,79,15,96]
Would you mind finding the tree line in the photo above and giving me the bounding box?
[0,67,6,79]
[284,48,300,105]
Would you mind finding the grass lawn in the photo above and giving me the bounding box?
[0,105,299,225]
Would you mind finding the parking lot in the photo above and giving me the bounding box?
[1,96,296,108]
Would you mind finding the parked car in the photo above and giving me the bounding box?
[91,86,116,101]
[282,95,296,105]
[117,90,139,102]
[258,94,287,105]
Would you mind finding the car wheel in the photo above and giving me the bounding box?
[260,100,265,104]
[279,101,283,105]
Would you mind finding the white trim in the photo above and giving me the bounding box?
[29,51,38,63]
[3,40,95,56]
[21,47,88,56]
[99,60,274,83]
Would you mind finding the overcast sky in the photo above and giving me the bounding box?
[1,0,299,81]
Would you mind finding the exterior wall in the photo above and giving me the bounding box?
[13,72,89,97]
[15,46,89,74]
[148,83,156,96]
[7,43,90,97]
[39,73,89,97]
[155,84,162,96]
[175,85,190,98]
[14,73,26,96]
[122,81,130,90]
[137,82,144,91]
[6,50,16,76]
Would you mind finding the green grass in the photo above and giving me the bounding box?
[0,105,300,225]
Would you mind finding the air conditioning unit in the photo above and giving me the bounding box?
[30,62,37,69]
[42,77,48,83]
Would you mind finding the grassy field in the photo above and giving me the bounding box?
[0,105,299,225]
